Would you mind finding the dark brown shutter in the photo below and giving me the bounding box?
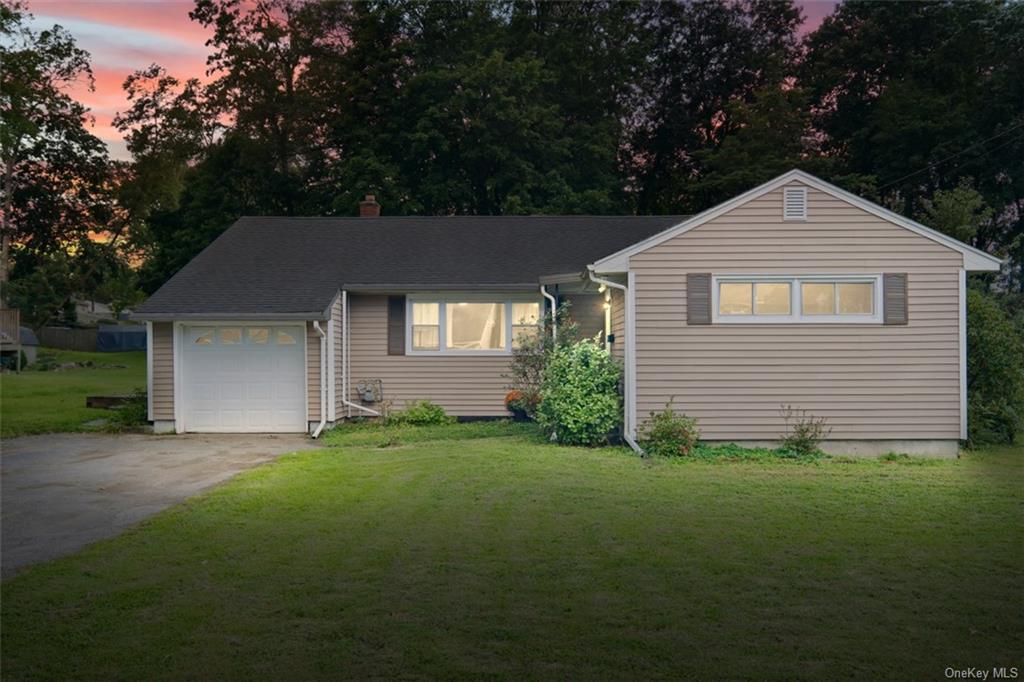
[387,295,406,355]
[687,273,712,325]
[883,273,908,325]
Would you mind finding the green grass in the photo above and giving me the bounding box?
[2,428,1021,679]
[320,418,541,448]
[0,348,146,437]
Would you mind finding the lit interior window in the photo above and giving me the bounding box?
[512,302,541,349]
[801,282,835,315]
[838,282,873,314]
[719,282,753,315]
[447,303,505,350]
[412,302,440,350]
[755,282,791,315]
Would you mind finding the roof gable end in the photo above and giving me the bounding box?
[590,169,1003,272]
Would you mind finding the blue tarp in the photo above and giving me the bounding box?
[97,324,147,352]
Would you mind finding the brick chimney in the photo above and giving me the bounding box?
[359,194,381,217]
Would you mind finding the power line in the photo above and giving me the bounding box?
[877,120,1024,191]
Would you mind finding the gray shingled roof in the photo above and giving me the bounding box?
[135,215,686,318]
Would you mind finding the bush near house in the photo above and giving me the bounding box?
[504,303,580,419]
[537,338,622,446]
[778,405,832,457]
[106,388,149,431]
[639,401,701,457]
[966,289,1024,445]
[386,400,455,426]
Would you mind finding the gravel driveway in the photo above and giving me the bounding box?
[1,433,318,578]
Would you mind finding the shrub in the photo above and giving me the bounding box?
[537,338,622,446]
[778,405,831,457]
[504,302,579,418]
[639,400,700,457]
[504,390,535,421]
[387,400,455,426]
[966,289,1024,444]
[107,389,149,431]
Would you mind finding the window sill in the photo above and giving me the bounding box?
[407,350,513,357]
[711,316,882,325]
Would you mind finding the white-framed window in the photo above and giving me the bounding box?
[712,275,882,324]
[407,295,542,355]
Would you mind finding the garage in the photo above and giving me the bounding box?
[181,324,306,433]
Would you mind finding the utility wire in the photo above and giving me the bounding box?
[877,120,1024,191]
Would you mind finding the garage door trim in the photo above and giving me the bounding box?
[173,321,308,433]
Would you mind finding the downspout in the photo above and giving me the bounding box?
[312,321,328,438]
[540,285,557,342]
[587,267,643,456]
[600,286,612,353]
[340,289,381,418]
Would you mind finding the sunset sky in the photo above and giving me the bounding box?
[25,0,840,160]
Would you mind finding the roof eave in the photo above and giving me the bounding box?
[132,311,329,322]
[589,169,1005,272]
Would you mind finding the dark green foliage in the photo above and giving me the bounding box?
[688,442,824,462]
[107,388,149,431]
[801,0,1024,281]
[626,0,802,213]
[966,289,1024,444]
[639,401,701,457]
[778,405,832,457]
[537,339,622,446]
[505,302,580,419]
[387,400,455,427]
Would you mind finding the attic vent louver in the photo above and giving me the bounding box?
[783,186,807,221]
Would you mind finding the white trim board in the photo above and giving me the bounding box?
[590,169,1003,273]
[959,268,967,441]
[146,321,154,421]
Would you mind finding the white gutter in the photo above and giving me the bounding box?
[587,267,643,456]
[312,321,328,438]
[340,290,381,418]
[540,285,557,342]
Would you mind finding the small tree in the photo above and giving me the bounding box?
[505,302,579,418]
[537,338,622,446]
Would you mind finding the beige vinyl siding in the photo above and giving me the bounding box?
[306,321,321,421]
[333,296,344,418]
[151,322,174,420]
[630,182,964,440]
[348,294,511,416]
[563,292,605,340]
[610,289,625,361]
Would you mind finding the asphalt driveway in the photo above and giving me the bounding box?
[1,433,318,578]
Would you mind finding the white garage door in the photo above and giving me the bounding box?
[182,325,306,433]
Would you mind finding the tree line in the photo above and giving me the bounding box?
[2,2,1023,377]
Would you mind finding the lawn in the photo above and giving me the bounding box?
[2,423,1021,679]
[0,349,146,438]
